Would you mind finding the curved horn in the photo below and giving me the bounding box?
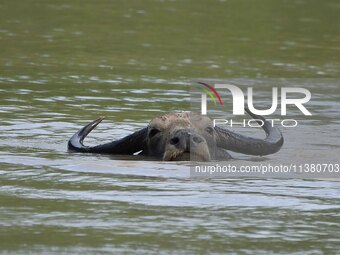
[68,117,148,154]
[215,109,284,156]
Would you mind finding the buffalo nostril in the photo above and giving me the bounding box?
[170,137,180,145]
[192,136,203,144]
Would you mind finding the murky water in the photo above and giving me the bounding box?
[0,0,339,254]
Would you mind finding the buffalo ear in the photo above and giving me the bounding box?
[68,118,148,155]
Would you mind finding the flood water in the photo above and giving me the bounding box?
[0,0,340,254]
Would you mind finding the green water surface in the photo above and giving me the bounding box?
[0,0,339,254]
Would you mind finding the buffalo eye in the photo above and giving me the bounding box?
[205,127,214,135]
[149,128,160,138]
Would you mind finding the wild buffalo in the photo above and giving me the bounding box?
[68,109,283,161]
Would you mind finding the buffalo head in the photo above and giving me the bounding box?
[68,109,283,161]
